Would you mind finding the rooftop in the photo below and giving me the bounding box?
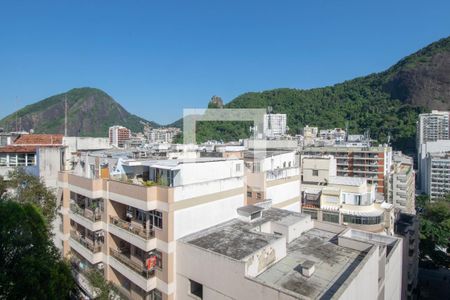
[14,134,64,145]
[182,208,308,260]
[181,208,372,299]
[328,176,366,186]
[255,228,365,299]
[0,145,37,153]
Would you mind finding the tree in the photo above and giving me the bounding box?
[419,194,450,266]
[3,168,57,224]
[85,269,123,300]
[0,201,74,299]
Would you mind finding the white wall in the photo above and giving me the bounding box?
[173,194,244,239]
[174,160,243,186]
[266,181,300,206]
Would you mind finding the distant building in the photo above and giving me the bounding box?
[147,127,180,144]
[302,145,393,195]
[416,110,449,147]
[301,155,394,234]
[424,151,450,199]
[109,125,131,148]
[389,152,415,214]
[263,113,287,138]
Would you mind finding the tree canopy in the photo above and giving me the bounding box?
[0,201,74,299]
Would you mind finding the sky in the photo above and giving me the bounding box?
[0,1,449,124]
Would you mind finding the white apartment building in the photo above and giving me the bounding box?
[389,152,415,214]
[416,110,449,147]
[147,128,180,144]
[109,125,131,148]
[424,152,450,199]
[263,113,287,138]
[58,153,245,300]
[176,206,403,300]
[301,155,394,234]
[244,150,301,212]
[417,111,450,193]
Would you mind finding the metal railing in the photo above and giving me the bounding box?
[110,248,155,279]
[110,216,155,240]
[70,203,102,222]
[70,231,103,253]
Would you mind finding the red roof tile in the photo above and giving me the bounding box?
[13,134,64,145]
[0,145,37,153]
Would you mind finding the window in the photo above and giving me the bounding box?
[236,163,241,172]
[0,154,7,166]
[343,214,382,225]
[250,211,261,220]
[312,170,319,176]
[149,289,162,300]
[256,192,262,199]
[189,279,203,299]
[149,210,163,229]
[322,212,339,223]
[247,191,252,197]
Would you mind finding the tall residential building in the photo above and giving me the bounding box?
[395,213,419,300]
[59,154,245,299]
[389,152,416,214]
[302,145,393,195]
[244,150,301,212]
[176,206,403,300]
[109,125,131,148]
[263,113,287,138]
[416,110,450,147]
[424,151,450,199]
[301,155,394,234]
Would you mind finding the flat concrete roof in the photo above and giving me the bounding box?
[255,229,366,299]
[181,208,369,299]
[181,208,308,260]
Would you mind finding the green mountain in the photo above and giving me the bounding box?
[177,36,450,154]
[0,87,159,137]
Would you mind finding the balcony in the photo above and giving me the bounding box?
[70,230,103,253]
[110,216,155,240]
[110,248,155,279]
[70,203,102,222]
[108,180,169,204]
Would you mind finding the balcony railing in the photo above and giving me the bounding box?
[110,248,155,279]
[71,203,102,222]
[70,231,103,253]
[110,216,154,240]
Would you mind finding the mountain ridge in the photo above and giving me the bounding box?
[172,36,450,154]
[0,87,159,137]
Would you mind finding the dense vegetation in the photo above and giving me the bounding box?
[175,79,424,154]
[416,194,450,267]
[0,170,74,299]
[174,37,450,155]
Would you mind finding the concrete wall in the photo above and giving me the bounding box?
[176,242,297,300]
[173,193,244,240]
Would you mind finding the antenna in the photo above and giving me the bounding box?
[15,97,19,132]
[64,94,68,136]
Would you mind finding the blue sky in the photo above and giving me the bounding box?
[0,1,449,124]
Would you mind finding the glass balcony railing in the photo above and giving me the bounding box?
[110,216,155,240]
